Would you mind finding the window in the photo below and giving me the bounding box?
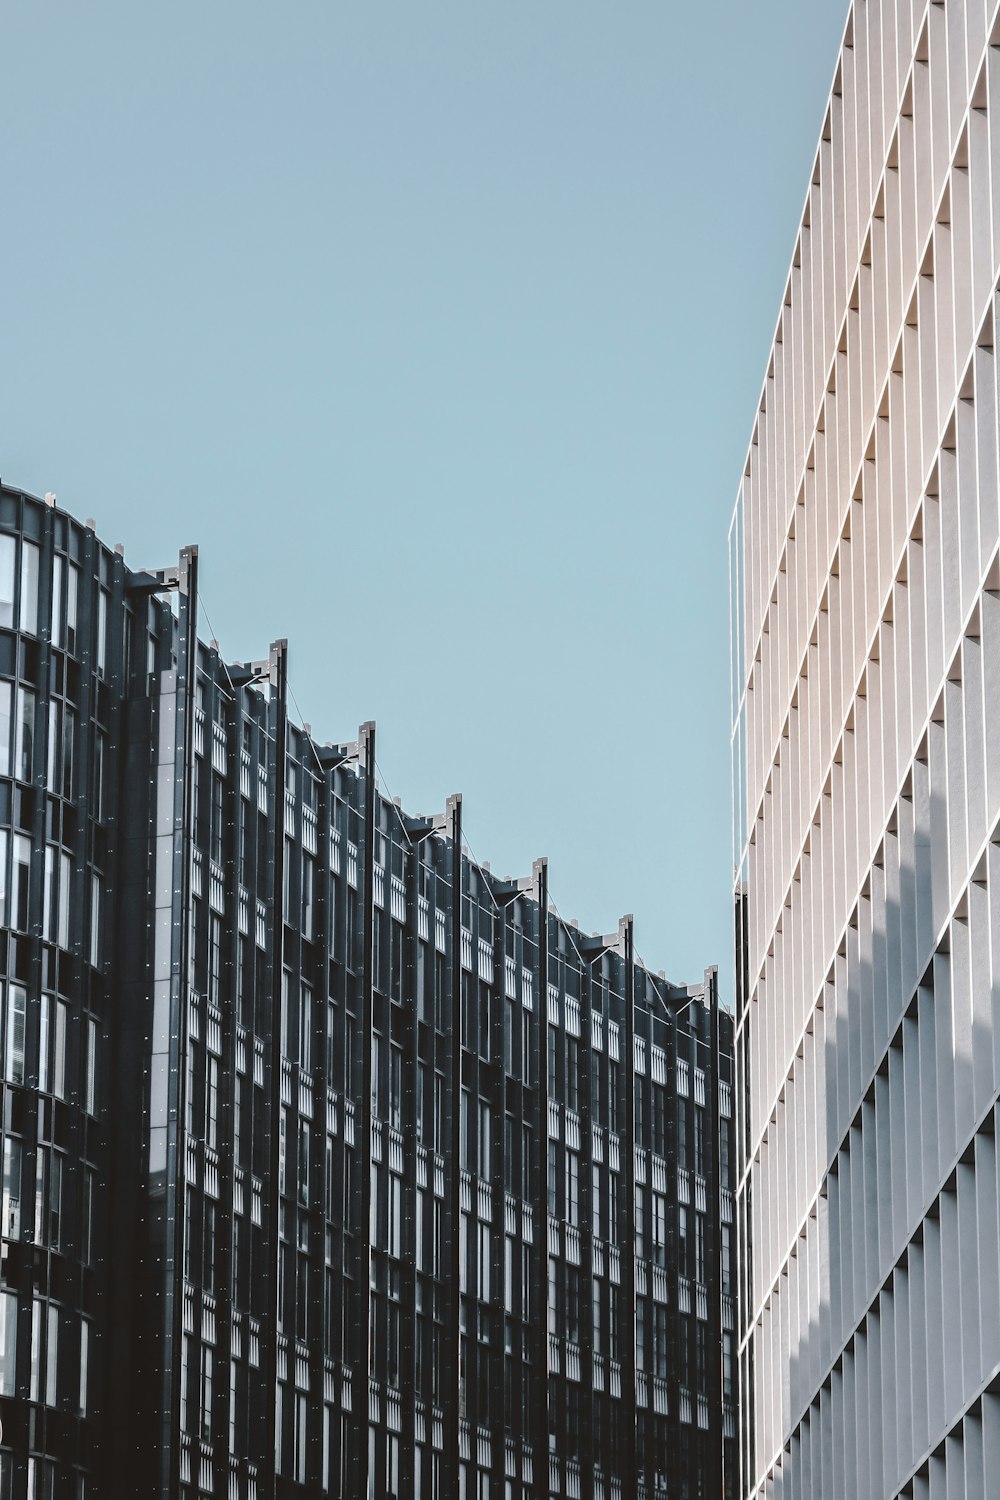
[17,686,34,780]
[344,1016,355,1096]
[652,1192,667,1268]
[460,1090,471,1171]
[521,1008,532,1086]
[0,1289,15,1396]
[48,1153,63,1250]
[66,564,79,654]
[19,542,39,635]
[566,1035,579,1112]
[204,1201,217,1292]
[592,1280,603,1356]
[51,555,64,647]
[295,1390,308,1484]
[2,1137,21,1238]
[61,707,75,799]
[388,1172,401,1259]
[547,1027,557,1095]
[547,1142,557,1215]
[200,1343,214,1442]
[652,1084,666,1156]
[82,1167,95,1263]
[654,1304,668,1378]
[58,850,70,949]
[388,1045,402,1131]
[39,994,51,1092]
[208,915,223,1007]
[0,683,10,777]
[12,836,29,930]
[0,537,15,627]
[478,1221,490,1302]
[592,1164,603,1240]
[478,982,490,1062]
[386,1433,400,1499]
[298,1119,310,1209]
[566,1264,581,1342]
[299,984,313,1075]
[504,995,515,1073]
[90,873,102,967]
[281,971,293,1060]
[205,1055,219,1149]
[547,1257,558,1335]
[371,1034,382,1118]
[478,1099,491,1180]
[5,985,26,1085]
[211,775,224,864]
[566,1150,579,1228]
[43,847,56,943]
[303,856,315,942]
[96,589,108,674]
[85,1017,98,1116]
[79,1319,89,1415]
[636,1298,647,1371]
[30,1296,42,1401]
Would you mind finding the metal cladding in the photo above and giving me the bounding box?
[0,485,735,1498]
[731,3,1000,1497]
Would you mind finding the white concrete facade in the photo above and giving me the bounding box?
[730,3,1000,1496]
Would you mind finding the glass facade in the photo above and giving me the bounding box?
[0,483,735,1498]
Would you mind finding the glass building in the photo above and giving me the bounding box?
[731,2,1000,1496]
[0,484,734,1498]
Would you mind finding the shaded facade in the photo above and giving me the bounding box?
[730,3,1000,1497]
[0,484,734,1498]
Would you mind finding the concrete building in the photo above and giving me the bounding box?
[0,484,735,1498]
[731,3,1000,1497]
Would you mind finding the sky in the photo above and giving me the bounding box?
[1,2,847,998]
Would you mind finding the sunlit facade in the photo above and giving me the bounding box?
[731,3,1000,1497]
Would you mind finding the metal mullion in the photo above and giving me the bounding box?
[328,773,350,1491]
[399,836,421,1496]
[707,967,725,1499]
[530,862,548,1500]
[576,955,594,1500]
[620,920,637,1500]
[73,532,123,1486]
[261,638,288,1500]
[211,658,240,1499]
[306,759,333,1500]
[442,793,463,1495]
[348,721,377,1498]
[161,546,199,1500]
[488,890,509,1497]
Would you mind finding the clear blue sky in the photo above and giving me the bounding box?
[2,2,846,996]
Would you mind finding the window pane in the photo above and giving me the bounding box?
[2,1137,21,1239]
[17,687,35,781]
[5,985,26,1085]
[0,682,10,777]
[51,555,64,648]
[19,543,39,635]
[0,538,15,628]
[66,565,79,653]
[0,1288,16,1396]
